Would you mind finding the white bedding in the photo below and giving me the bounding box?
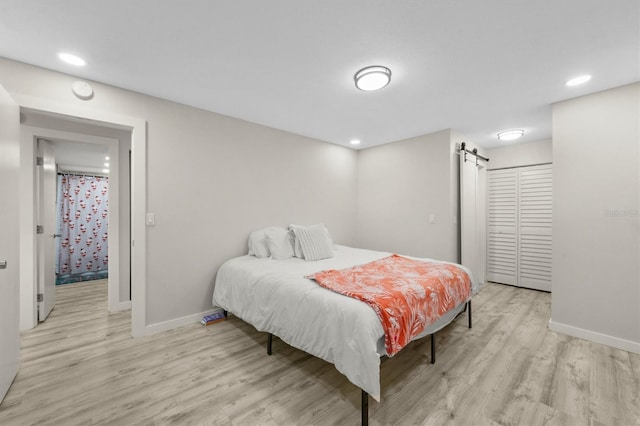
[212,245,478,401]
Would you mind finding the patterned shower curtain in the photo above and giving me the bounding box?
[55,174,109,285]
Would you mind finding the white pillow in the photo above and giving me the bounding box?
[265,228,295,260]
[294,224,334,261]
[247,227,281,258]
[289,224,305,258]
[289,223,334,259]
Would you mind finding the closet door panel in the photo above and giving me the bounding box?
[487,169,517,285]
[518,164,552,291]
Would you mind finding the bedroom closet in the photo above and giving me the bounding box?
[486,163,552,292]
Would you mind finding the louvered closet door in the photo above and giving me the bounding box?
[487,169,518,285]
[518,164,552,291]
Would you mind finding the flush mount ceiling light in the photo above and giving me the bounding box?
[354,65,391,91]
[58,52,86,66]
[497,129,525,141]
[566,74,591,87]
[350,139,361,146]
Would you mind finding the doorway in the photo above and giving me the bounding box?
[29,126,124,323]
[18,107,146,336]
[16,99,147,338]
[53,141,112,287]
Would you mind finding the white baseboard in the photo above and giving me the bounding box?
[549,320,640,354]
[141,307,225,336]
[110,300,131,312]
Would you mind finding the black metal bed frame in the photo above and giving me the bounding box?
[224,299,472,425]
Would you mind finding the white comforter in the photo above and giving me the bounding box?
[212,245,478,401]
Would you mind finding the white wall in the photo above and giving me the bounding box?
[0,58,358,328]
[551,83,639,353]
[356,129,458,262]
[487,139,552,170]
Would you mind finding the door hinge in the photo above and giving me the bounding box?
[36,225,44,234]
[37,293,43,303]
[36,156,44,166]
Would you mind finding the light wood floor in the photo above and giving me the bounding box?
[0,281,638,426]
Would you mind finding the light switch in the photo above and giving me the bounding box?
[429,213,436,224]
[146,213,155,226]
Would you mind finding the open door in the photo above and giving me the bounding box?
[36,138,57,321]
[460,145,487,284]
[0,85,20,402]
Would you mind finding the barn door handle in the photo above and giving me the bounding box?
[0,260,6,269]
[53,234,62,238]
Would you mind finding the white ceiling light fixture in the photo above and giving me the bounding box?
[102,168,109,173]
[350,139,361,145]
[566,74,591,87]
[58,52,86,67]
[497,129,525,141]
[354,65,391,91]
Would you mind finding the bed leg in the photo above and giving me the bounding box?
[430,333,436,364]
[468,301,472,329]
[222,310,228,318]
[361,390,368,426]
[267,333,273,356]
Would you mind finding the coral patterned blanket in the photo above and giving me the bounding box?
[309,254,471,356]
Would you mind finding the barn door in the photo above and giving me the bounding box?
[460,148,487,284]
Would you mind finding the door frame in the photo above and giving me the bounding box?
[25,127,122,324]
[16,95,147,337]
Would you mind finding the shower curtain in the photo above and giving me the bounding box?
[55,173,109,285]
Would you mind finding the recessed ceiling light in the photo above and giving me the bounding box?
[104,162,110,167]
[350,139,361,145]
[105,156,110,160]
[566,75,591,87]
[58,52,86,67]
[497,129,525,141]
[102,168,109,173]
[354,66,391,91]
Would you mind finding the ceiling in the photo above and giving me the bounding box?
[1,1,638,150]
[51,139,109,175]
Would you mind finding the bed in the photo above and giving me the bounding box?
[212,242,478,424]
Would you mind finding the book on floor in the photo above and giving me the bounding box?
[201,312,225,325]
